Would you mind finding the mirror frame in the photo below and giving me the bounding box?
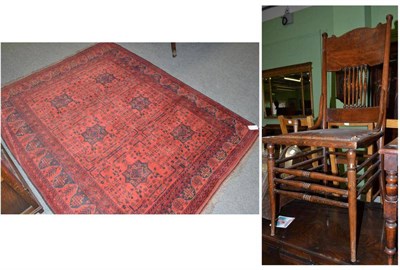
[262,62,313,118]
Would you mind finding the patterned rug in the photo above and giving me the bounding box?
[1,43,258,214]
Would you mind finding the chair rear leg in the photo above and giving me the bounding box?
[365,143,374,202]
[347,149,357,263]
[378,137,386,203]
[267,143,277,236]
[323,147,329,186]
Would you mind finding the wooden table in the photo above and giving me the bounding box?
[1,146,43,214]
[379,137,398,265]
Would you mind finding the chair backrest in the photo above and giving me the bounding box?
[314,15,393,131]
[386,118,398,129]
[278,115,314,134]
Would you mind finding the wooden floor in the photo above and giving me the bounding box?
[262,200,398,265]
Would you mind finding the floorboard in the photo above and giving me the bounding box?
[262,200,398,265]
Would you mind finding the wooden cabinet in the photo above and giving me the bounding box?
[1,146,43,214]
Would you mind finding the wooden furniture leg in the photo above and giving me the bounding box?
[347,149,357,263]
[267,143,276,236]
[380,138,398,265]
[171,43,177,58]
[329,147,341,195]
[365,144,374,202]
[384,169,398,265]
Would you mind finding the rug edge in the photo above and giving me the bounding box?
[111,43,259,126]
[1,43,102,89]
[195,131,259,214]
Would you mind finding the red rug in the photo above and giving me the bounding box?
[1,43,258,214]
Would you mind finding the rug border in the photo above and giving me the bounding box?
[110,43,257,126]
[1,43,95,88]
[195,134,258,214]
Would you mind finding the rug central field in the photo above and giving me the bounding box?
[1,43,258,214]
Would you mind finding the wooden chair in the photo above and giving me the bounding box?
[263,15,393,263]
[278,115,314,135]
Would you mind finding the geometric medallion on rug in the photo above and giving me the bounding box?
[1,43,258,214]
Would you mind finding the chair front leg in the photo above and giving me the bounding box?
[347,149,357,263]
[267,143,277,236]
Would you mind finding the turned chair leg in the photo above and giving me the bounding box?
[378,138,386,202]
[384,169,398,265]
[267,143,277,236]
[347,149,357,263]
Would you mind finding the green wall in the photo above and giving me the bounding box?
[262,6,398,125]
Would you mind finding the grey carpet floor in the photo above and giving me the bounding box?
[1,43,259,214]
